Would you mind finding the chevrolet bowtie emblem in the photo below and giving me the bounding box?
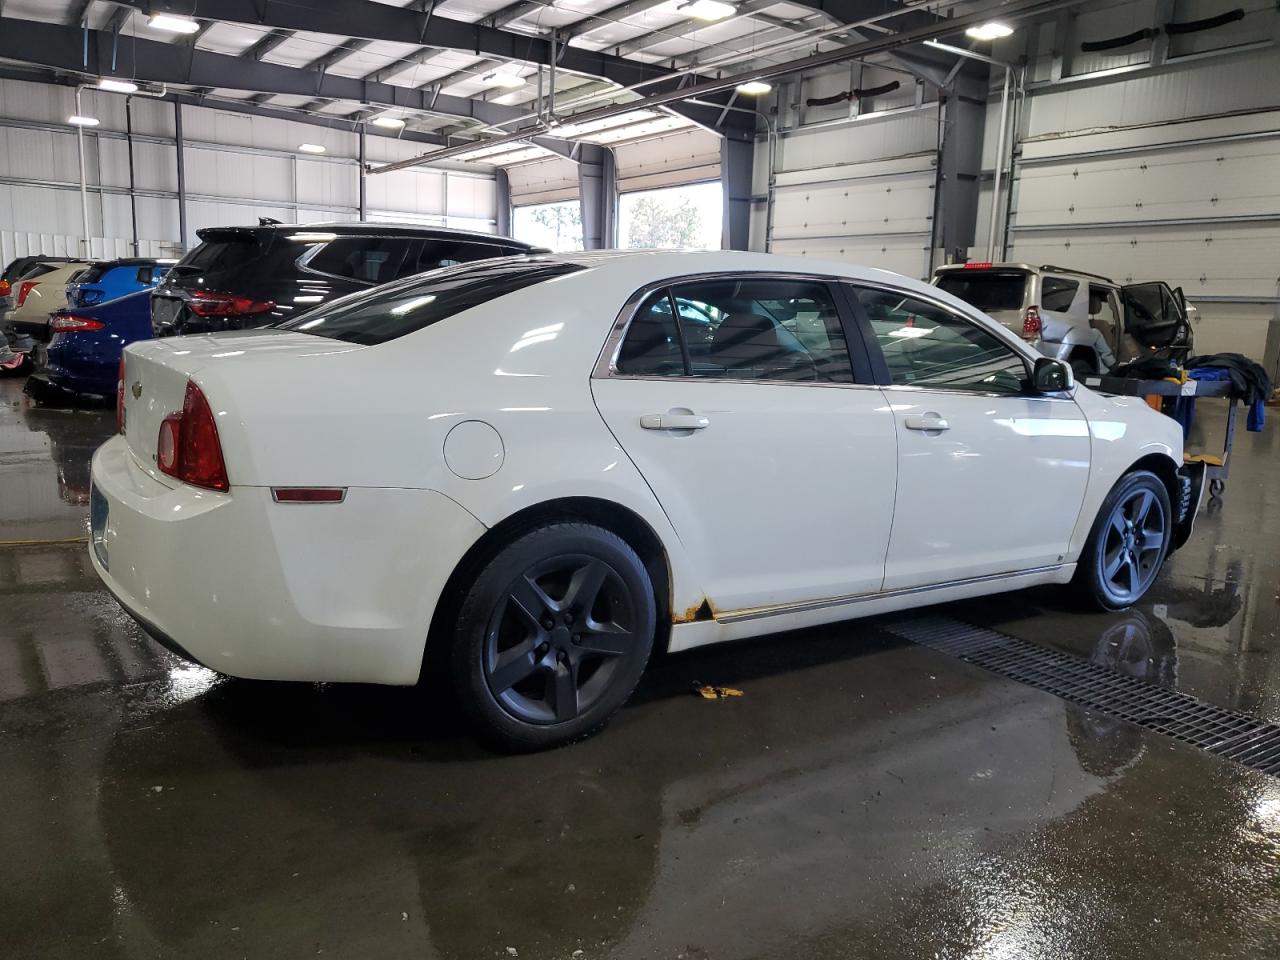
[131,381,142,399]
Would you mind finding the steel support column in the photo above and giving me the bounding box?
[174,101,188,251]
[721,136,753,251]
[495,168,512,237]
[577,144,615,249]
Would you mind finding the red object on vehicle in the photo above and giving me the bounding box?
[156,380,229,491]
[0,279,10,297]
[1023,305,1042,338]
[963,262,993,269]
[116,358,126,433]
[16,280,40,308]
[272,487,346,503]
[187,290,275,318]
[50,314,105,333]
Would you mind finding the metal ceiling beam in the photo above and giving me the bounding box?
[243,29,294,61]
[369,0,1081,172]
[68,0,95,24]
[112,0,709,92]
[0,62,454,147]
[0,17,543,128]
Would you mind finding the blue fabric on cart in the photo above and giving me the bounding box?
[1187,367,1264,432]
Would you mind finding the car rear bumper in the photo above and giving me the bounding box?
[89,435,487,685]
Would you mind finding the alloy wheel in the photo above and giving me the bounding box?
[1099,488,1167,603]
[483,554,640,725]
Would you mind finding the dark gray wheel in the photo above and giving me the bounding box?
[451,523,656,751]
[1075,470,1171,610]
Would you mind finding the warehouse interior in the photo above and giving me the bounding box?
[1,0,1279,957]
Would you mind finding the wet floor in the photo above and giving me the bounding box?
[2,376,1279,960]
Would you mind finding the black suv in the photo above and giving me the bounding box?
[151,221,538,336]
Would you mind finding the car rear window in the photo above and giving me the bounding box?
[179,232,273,274]
[276,259,583,345]
[935,270,1028,312]
[74,264,110,283]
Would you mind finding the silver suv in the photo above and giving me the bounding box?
[932,263,1193,377]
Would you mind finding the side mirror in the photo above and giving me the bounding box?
[1032,356,1074,393]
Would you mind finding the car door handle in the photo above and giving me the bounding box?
[640,413,710,431]
[903,412,950,432]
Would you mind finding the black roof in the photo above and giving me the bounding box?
[197,221,533,248]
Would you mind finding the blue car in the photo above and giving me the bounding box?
[24,288,153,404]
[65,257,172,308]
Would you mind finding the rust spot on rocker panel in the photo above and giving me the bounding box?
[674,599,715,624]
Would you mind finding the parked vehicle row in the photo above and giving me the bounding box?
[89,249,1200,750]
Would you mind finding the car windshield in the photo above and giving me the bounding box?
[936,270,1028,312]
[276,259,584,345]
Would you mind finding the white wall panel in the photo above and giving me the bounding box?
[769,235,931,280]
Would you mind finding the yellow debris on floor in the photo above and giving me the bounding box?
[694,683,744,700]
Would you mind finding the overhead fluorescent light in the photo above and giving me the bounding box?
[148,13,201,34]
[297,143,326,154]
[965,21,1014,41]
[98,78,139,94]
[67,115,100,127]
[735,80,772,96]
[483,72,527,89]
[679,0,737,21]
[370,116,405,129]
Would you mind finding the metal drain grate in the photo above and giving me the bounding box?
[884,616,1280,777]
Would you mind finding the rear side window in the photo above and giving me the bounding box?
[935,270,1028,312]
[303,237,413,284]
[414,240,518,275]
[1040,276,1079,312]
[277,260,585,345]
[615,291,685,377]
[74,264,109,283]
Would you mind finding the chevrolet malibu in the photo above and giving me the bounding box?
[90,251,1197,749]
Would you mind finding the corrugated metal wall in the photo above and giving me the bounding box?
[0,77,498,267]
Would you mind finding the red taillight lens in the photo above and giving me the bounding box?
[116,358,126,434]
[50,314,105,333]
[0,279,10,297]
[155,380,229,492]
[963,261,993,269]
[1023,305,1042,338]
[188,290,275,318]
[16,280,40,308]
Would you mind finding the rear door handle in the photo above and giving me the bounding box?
[640,413,710,431]
[903,412,949,432]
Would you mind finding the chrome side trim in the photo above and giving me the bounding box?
[713,564,1066,624]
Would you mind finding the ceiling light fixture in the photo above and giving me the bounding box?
[370,116,405,129]
[735,80,772,95]
[483,72,527,89]
[965,21,1014,41]
[148,13,201,34]
[298,143,327,154]
[98,78,139,94]
[68,115,100,127]
[679,0,737,22]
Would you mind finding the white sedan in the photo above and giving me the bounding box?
[89,251,1195,749]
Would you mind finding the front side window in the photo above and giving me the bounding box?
[855,287,1028,395]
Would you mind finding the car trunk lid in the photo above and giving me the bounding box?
[121,329,361,482]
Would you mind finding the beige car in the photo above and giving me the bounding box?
[2,260,95,355]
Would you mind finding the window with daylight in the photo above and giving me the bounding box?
[512,201,584,252]
[617,181,722,251]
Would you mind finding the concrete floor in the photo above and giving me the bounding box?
[2,375,1278,960]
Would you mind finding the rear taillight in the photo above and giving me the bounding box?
[0,279,10,297]
[16,280,40,308]
[116,358,126,434]
[50,314,105,333]
[188,290,275,318]
[156,380,229,492]
[1023,306,1042,338]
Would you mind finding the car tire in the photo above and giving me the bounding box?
[1074,470,1172,611]
[450,523,657,751]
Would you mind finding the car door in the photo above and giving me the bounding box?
[849,284,1092,592]
[591,274,898,616]
[1121,281,1189,350]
